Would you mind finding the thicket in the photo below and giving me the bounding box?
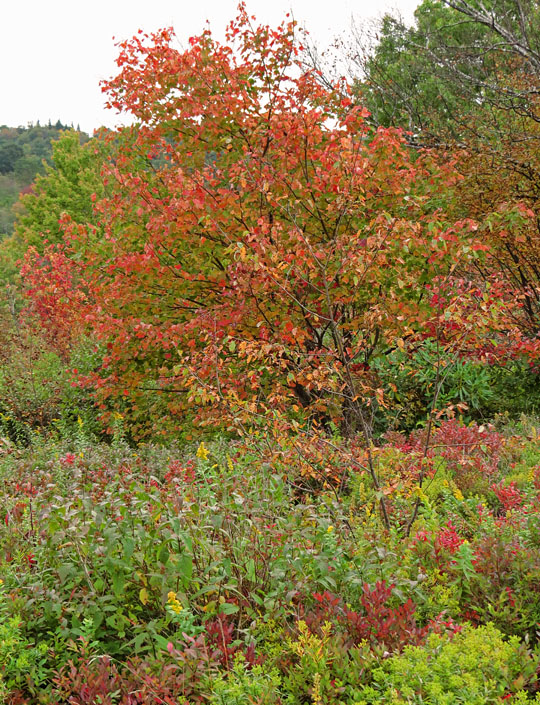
[0,1,540,702]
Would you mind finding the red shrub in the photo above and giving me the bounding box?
[310,581,427,653]
[491,481,524,512]
[435,520,465,555]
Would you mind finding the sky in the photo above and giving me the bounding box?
[1,0,418,134]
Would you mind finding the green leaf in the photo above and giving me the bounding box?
[57,564,73,583]
[123,538,135,560]
[111,571,125,596]
[157,542,169,564]
[246,558,256,583]
[178,554,193,587]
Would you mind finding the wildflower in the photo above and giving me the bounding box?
[196,442,209,460]
[77,416,83,427]
[227,454,234,471]
[327,525,334,533]
[167,591,183,614]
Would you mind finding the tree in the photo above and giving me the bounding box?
[0,143,23,174]
[358,0,540,144]
[0,130,106,299]
[23,8,504,452]
[14,130,105,251]
[357,0,540,334]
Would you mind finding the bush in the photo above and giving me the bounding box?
[372,341,496,432]
[0,591,49,698]
[209,657,282,705]
[355,623,539,704]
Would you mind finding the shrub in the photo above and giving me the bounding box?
[0,599,49,698]
[373,341,497,431]
[209,656,282,705]
[355,623,539,704]
[308,582,427,654]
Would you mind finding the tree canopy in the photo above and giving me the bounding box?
[20,7,511,443]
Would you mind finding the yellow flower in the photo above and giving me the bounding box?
[167,591,183,613]
[77,416,83,427]
[227,454,234,472]
[327,526,334,533]
[196,442,209,460]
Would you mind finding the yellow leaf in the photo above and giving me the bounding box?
[139,587,149,605]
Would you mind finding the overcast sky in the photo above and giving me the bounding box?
[1,0,418,134]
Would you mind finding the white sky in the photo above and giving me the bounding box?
[1,0,418,134]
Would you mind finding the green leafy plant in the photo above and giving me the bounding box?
[0,590,50,696]
[355,623,539,704]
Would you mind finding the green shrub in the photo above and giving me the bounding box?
[372,341,496,432]
[354,623,539,704]
[0,322,66,434]
[0,591,49,696]
[209,656,282,704]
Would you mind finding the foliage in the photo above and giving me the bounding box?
[0,418,537,700]
[0,310,105,441]
[0,122,87,240]
[355,624,539,704]
[359,0,540,143]
[0,587,49,698]
[358,0,540,338]
[372,340,497,430]
[22,6,510,448]
[4,7,540,704]
[307,582,427,653]
[281,620,373,703]
[0,130,105,292]
[0,312,67,434]
[209,657,282,704]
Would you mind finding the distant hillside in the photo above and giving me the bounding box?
[0,122,88,237]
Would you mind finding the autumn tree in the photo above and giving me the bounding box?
[22,7,506,454]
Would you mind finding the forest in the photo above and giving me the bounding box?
[0,122,87,239]
[1,0,540,701]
